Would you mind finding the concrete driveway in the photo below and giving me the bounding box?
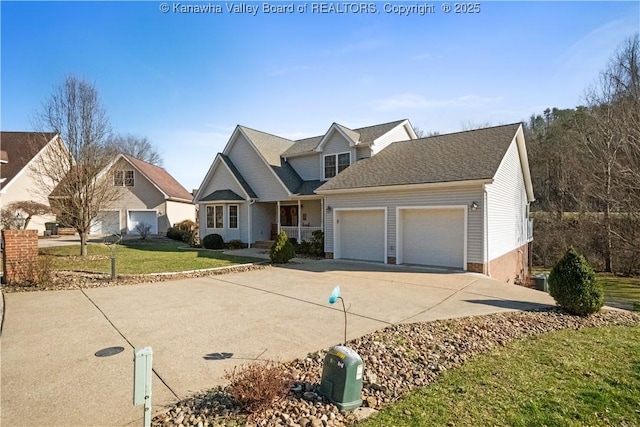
[1,260,555,426]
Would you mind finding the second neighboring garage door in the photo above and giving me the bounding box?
[399,208,465,269]
[336,209,385,262]
[128,210,158,234]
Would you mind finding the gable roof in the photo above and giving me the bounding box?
[121,155,193,202]
[239,126,295,165]
[219,154,258,199]
[0,131,57,190]
[317,123,523,192]
[282,119,408,157]
[235,126,304,194]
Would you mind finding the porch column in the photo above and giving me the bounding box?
[321,198,324,232]
[297,199,301,241]
[248,200,252,248]
[276,200,280,236]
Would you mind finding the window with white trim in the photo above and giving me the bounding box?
[114,170,134,187]
[206,205,224,228]
[229,205,238,229]
[324,152,351,179]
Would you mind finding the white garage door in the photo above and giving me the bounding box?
[337,209,385,262]
[128,210,158,234]
[400,208,465,269]
[90,211,120,235]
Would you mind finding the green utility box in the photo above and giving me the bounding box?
[319,345,363,411]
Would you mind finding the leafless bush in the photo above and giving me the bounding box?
[223,361,293,413]
[12,256,55,288]
[135,222,152,239]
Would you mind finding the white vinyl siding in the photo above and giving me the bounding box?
[335,209,386,262]
[371,123,414,155]
[485,139,528,260]
[197,159,247,202]
[398,208,466,269]
[324,186,483,263]
[288,154,320,180]
[226,134,289,201]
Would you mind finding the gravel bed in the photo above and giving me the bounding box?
[153,308,640,427]
[1,263,270,293]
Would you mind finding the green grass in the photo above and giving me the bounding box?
[39,240,262,274]
[597,274,640,310]
[361,325,640,427]
[533,268,640,311]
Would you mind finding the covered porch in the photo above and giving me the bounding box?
[274,198,323,242]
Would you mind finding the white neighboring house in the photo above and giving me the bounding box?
[91,154,195,236]
[195,120,534,284]
[0,132,62,233]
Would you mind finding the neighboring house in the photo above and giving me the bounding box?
[0,132,62,233]
[195,120,534,284]
[92,154,195,236]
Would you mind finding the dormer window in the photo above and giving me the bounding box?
[324,152,350,179]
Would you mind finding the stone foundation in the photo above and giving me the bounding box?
[325,252,334,259]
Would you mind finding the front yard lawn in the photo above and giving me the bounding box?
[362,325,640,427]
[39,239,262,274]
[533,268,640,311]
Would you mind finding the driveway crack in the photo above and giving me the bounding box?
[398,278,479,323]
[80,289,180,401]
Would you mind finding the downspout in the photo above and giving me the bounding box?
[483,185,491,277]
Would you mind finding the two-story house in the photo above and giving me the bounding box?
[194,119,534,284]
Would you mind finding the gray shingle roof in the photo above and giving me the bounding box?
[239,126,295,166]
[0,132,57,190]
[219,154,257,198]
[317,123,522,192]
[273,159,303,194]
[200,189,244,202]
[295,180,324,195]
[282,119,408,158]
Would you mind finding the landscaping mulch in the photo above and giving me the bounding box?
[152,308,640,427]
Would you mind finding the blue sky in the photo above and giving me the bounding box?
[1,1,638,190]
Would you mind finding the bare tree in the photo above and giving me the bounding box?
[1,201,52,230]
[110,133,163,166]
[460,120,493,131]
[413,126,440,138]
[579,34,640,272]
[32,75,122,256]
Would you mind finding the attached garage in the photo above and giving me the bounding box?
[90,211,120,235]
[397,207,466,269]
[335,209,385,262]
[127,210,158,234]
